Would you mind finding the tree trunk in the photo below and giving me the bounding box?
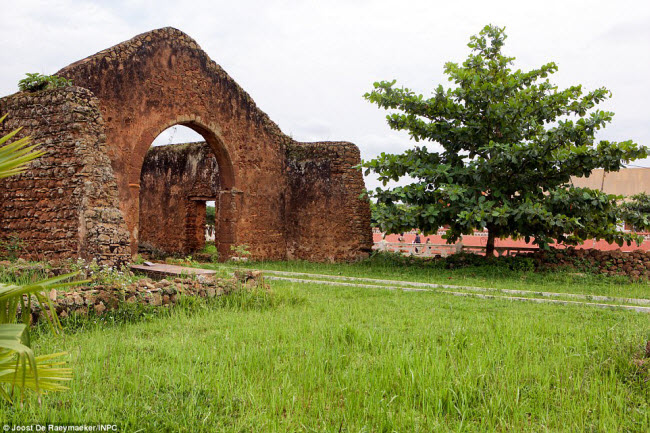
[486,229,496,257]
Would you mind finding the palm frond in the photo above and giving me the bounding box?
[0,113,78,404]
[0,114,44,179]
[0,272,87,332]
[0,272,81,404]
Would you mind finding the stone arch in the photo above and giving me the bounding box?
[136,118,237,258]
[141,118,235,190]
[58,27,291,259]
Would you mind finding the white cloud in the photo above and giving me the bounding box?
[2,0,649,183]
[151,126,204,147]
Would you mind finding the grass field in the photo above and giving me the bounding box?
[1,263,649,432]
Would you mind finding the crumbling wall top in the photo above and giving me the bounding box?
[57,27,290,144]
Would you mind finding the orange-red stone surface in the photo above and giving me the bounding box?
[0,27,372,263]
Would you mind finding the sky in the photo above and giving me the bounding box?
[2,0,649,191]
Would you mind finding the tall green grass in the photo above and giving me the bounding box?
[1,279,648,431]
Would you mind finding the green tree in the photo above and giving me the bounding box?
[206,204,215,226]
[369,201,383,228]
[363,25,648,255]
[370,201,412,229]
[0,114,78,403]
[620,193,650,232]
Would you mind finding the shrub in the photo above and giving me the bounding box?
[367,250,537,272]
[18,73,72,92]
[0,234,25,261]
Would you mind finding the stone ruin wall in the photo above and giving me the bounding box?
[139,142,219,255]
[0,87,131,265]
[285,141,374,261]
[0,27,372,264]
[56,27,291,261]
[138,140,373,261]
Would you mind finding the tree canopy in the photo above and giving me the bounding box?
[363,25,648,255]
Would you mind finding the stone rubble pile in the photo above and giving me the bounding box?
[23,270,267,321]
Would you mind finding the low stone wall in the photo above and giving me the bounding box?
[528,248,650,280]
[45,277,223,319]
[26,270,266,321]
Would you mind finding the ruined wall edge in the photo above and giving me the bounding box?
[285,141,373,261]
[0,87,130,265]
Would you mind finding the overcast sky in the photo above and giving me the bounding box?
[2,0,649,190]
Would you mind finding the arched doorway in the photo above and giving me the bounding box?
[132,120,239,260]
[138,125,215,256]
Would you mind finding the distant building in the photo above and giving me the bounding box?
[571,168,650,196]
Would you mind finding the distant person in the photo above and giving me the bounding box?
[413,233,421,253]
[397,233,405,243]
[424,237,432,254]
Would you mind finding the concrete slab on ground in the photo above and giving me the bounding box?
[130,263,216,279]
[236,268,650,314]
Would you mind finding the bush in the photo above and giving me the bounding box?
[18,73,72,92]
[367,250,537,272]
[206,205,215,226]
[0,234,25,261]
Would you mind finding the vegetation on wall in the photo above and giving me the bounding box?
[18,73,72,92]
[363,25,648,256]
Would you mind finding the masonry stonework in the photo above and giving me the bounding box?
[286,141,374,261]
[0,87,130,265]
[139,142,219,254]
[0,27,372,263]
